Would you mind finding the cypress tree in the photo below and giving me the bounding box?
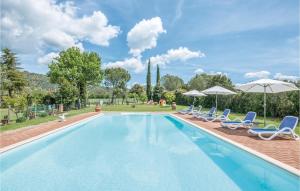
[153,64,163,102]
[156,64,160,86]
[146,59,152,100]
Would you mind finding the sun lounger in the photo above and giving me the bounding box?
[248,116,299,140]
[221,111,256,129]
[203,109,230,122]
[196,107,216,120]
[190,105,202,115]
[179,105,194,114]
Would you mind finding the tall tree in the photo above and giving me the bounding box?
[48,47,103,107]
[0,48,27,97]
[156,64,160,86]
[153,64,163,102]
[104,67,131,103]
[161,74,184,91]
[146,59,152,100]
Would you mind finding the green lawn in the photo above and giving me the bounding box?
[101,104,186,112]
[0,107,94,132]
[1,104,299,135]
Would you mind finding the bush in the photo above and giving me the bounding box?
[162,91,176,104]
[16,116,27,123]
[38,112,48,117]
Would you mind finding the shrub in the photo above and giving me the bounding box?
[38,112,48,117]
[16,116,27,123]
[162,91,176,104]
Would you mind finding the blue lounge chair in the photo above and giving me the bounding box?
[190,105,202,116]
[221,111,256,129]
[203,109,231,122]
[196,107,216,120]
[248,116,299,140]
[179,105,194,114]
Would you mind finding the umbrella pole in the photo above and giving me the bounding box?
[215,94,218,114]
[263,86,266,126]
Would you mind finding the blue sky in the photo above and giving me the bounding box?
[1,0,299,85]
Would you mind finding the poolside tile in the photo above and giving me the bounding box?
[175,113,300,170]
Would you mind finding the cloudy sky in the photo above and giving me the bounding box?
[1,0,299,85]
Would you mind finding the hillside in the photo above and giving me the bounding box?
[23,71,57,90]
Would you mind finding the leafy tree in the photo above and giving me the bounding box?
[207,74,234,90]
[88,86,111,99]
[26,89,48,106]
[162,91,176,104]
[48,47,103,107]
[130,84,145,97]
[0,48,27,97]
[146,59,152,100]
[130,84,147,103]
[139,93,148,103]
[104,67,131,103]
[2,94,27,119]
[153,86,164,102]
[161,74,184,91]
[188,74,209,91]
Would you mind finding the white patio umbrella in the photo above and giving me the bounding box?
[236,79,299,126]
[183,90,206,105]
[202,86,236,112]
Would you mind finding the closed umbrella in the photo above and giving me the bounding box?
[202,86,236,113]
[236,79,299,126]
[183,90,206,106]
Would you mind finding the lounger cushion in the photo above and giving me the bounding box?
[222,121,252,124]
[249,128,291,134]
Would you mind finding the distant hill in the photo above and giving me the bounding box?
[23,71,57,90]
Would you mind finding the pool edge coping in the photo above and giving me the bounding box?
[170,114,300,177]
[0,113,104,153]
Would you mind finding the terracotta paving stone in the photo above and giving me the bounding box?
[174,113,300,170]
[0,112,99,148]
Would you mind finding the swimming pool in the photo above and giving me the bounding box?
[0,114,299,190]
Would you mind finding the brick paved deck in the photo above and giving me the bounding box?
[174,113,300,170]
[0,112,99,149]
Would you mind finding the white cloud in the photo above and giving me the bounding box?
[42,30,84,51]
[208,71,228,76]
[1,0,120,61]
[194,68,204,74]
[244,71,270,79]
[150,47,205,66]
[274,73,299,82]
[37,52,59,65]
[127,17,166,56]
[104,57,145,73]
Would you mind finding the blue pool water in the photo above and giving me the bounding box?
[0,114,299,191]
